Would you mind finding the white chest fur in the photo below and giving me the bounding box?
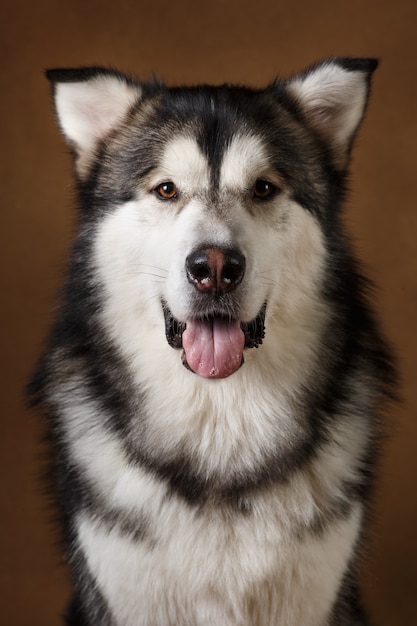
[56,374,367,626]
[76,483,361,626]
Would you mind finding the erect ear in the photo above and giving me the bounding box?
[286,58,378,169]
[46,67,142,179]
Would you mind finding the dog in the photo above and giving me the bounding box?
[29,57,395,625]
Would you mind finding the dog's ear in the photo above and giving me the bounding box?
[46,67,142,179]
[285,58,378,169]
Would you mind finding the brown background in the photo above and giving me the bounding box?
[1,0,416,624]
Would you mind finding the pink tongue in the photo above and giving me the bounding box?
[182,318,245,379]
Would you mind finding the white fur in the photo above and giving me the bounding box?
[94,132,327,351]
[54,382,365,626]
[220,134,274,189]
[55,75,141,176]
[91,134,331,481]
[149,135,210,192]
[87,133,337,489]
[288,62,368,166]
[76,504,361,626]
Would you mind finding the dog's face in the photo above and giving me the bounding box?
[48,59,376,379]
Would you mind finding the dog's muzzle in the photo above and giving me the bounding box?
[163,244,265,379]
[163,305,266,379]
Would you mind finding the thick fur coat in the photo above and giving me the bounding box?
[29,58,395,625]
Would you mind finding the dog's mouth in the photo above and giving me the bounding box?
[163,304,266,379]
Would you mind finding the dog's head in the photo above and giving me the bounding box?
[47,59,377,379]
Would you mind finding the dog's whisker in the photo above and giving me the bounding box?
[141,273,167,280]
[125,271,167,281]
[138,264,168,274]
[258,269,278,276]
[143,293,163,307]
[257,275,280,287]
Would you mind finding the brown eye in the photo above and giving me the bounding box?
[252,179,277,200]
[155,182,178,200]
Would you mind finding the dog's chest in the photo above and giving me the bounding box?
[76,472,362,626]
[57,369,367,625]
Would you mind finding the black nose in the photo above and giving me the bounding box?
[186,246,246,296]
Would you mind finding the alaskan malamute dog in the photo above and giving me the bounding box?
[30,58,395,625]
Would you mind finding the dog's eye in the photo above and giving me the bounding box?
[154,182,178,200]
[252,179,277,200]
